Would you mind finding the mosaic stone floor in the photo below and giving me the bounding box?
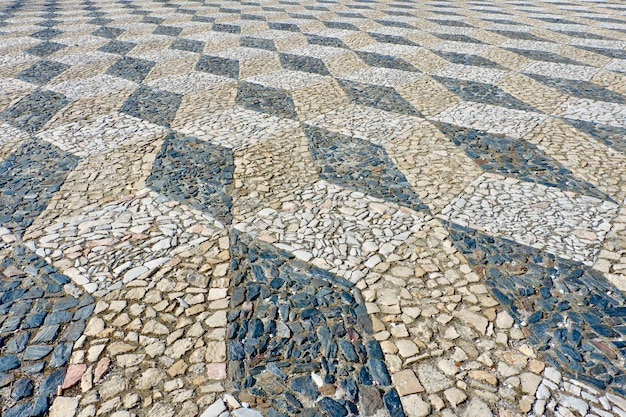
[1,0,626,416]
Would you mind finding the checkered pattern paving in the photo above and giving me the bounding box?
[2,0,626,416]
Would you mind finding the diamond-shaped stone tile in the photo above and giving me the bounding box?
[153,25,182,37]
[355,51,419,72]
[1,90,70,133]
[98,40,136,55]
[30,28,64,40]
[432,50,504,68]
[305,125,428,211]
[337,79,420,115]
[0,139,80,233]
[279,53,330,76]
[435,122,610,200]
[170,38,204,53]
[25,41,67,57]
[15,60,70,86]
[0,251,95,417]
[240,36,276,51]
[92,26,125,39]
[147,132,234,224]
[106,56,155,83]
[196,54,239,78]
[227,230,400,416]
[433,76,536,111]
[236,81,298,119]
[446,221,626,391]
[120,85,182,127]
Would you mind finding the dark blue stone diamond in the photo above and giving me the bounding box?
[337,79,419,115]
[106,56,155,83]
[527,74,626,104]
[278,53,330,76]
[98,40,136,55]
[0,140,79,234]
[147,133,234,224]
[236,82,298,119]
[305,125,428,211]
[196,54,239,78]
[120,85,182,127]
[435,123,611,201]
[444,221,626,394]
[227,231,395,416]
[1,90,70,133]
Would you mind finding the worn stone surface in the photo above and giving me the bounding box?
[2,0,626,416]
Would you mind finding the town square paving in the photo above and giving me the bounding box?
[1,0,626,416]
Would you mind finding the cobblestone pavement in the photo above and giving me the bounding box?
[1,0,626,416]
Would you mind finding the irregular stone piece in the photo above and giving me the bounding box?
[417,364,453,393]
[62,364,87,389]
[49,396,79,417]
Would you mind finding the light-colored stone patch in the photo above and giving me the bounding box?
[555,97,626,128]
[52,51,119,66]
[431,101,546,139]
[568,38,626,50]
[42,91,132,130]
[0,51,37,67]
[522,61,600,81]
[430,41,490,55]
[48,74,137,100]
[605,59,626,73]
[52,35,109,51]
[0,36,40,54]
[593,205,626,293]
[47,59,118,85]
[146,71,232,95]
[386,120,482,214]
[289,78,352,121]
[479,47,530,71]
[235,179,431,282]
[0,123,31,160]
[177,107,299,150]
[26,189,225,293]
[171,81,239,131]
[0,77,36,112]
[402,48,450,73]
[340,66,423,87]
[142,54,198,83]
[500,39,561,53]
[284,44,353,59]
[439,173,619,265]
[498,72,569,114]
[215,47,282,78]
[232,124,318,221]
[355,42,422,57]
[70,228,231,417]
[556,44,612,67]
[245,70,329,91]
[432,63,509,84]
[37,112,168,157]
[523,117,626,202]
[185,32,240,51]
[396,76,461,118]
[304,104,423,145]
[591,69,626,95]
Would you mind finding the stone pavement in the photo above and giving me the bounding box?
[1,0,626,415]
